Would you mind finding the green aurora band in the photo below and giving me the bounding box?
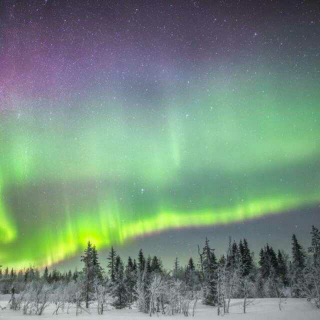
[0,71,320,268]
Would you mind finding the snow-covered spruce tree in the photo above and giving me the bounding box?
[198,237,218,306]
[138,249,146,273]
[125,256,137,306]
[256,248,267,297]
[239,239,254,278]
[111,255,129,309]
[257,244,280,298]
[277,250,289,287]
[259,248,268,280]
[146,255,152,274]
[81,241,103,308]
[24,267,40,283]
[302,225,320,308]
[185,257,199,296]
[65,270,73,282]
[47,269,63,283]
[224,238,241,313]
[309,225,320,267]
[174,257,180,280]
[73,269,80,281]
[151,256,163,273]
[172,257,185,281]
[43,266,49,282]
[267,250,290,303]
[0,268,13,294]
[266,245,279,297]
[107,246,117,283]
[291,234,306,297]
[238,239,256,313]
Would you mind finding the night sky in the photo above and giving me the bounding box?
[0,0,319,270]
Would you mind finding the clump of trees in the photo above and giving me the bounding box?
[0,225,319,316]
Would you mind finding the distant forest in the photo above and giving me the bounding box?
[0,225,319,316]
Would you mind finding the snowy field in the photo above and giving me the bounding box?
[0,296,319,320]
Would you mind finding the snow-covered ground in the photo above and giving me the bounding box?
[0,296,319,320]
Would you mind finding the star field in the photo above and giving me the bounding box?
[0,0,319,268]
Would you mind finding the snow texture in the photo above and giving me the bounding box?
[0,296,319,320]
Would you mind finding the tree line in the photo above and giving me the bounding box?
[0,225,319,316]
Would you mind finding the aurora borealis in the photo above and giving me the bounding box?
[0,0,319,269]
